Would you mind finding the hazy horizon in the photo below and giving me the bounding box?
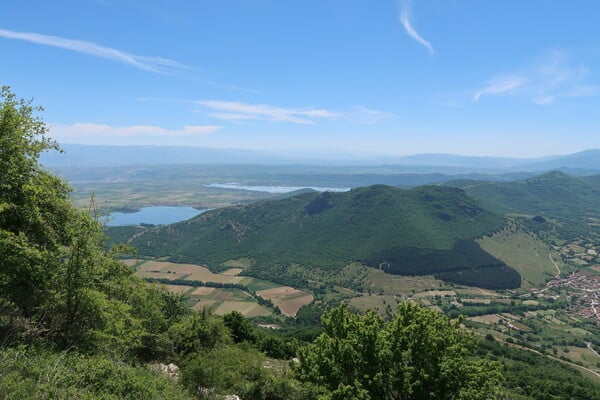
[49,142,599,161]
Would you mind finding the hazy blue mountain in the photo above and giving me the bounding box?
[387,153,546,168]
[41,144,600,175]
[521,149,600,172]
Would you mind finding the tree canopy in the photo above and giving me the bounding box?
[0,86,186,354]
[296,302,504,400]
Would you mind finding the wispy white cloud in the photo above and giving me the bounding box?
[0,28,186,74]
[51,123,221,140]
[347,106,395,124]
[196,100,340,124]
[474,51,597,104]
[399,1,434,54]
[473,76,527,101]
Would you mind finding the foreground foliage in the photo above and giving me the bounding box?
[0,346,194,400]
[296,303,504,400]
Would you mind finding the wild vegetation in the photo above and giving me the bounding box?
[3,87,600,399]
[450,172,600,239]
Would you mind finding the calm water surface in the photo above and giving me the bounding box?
[105,206,206,226]
[204,183,351,193]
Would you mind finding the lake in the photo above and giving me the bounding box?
[105,206,206,226]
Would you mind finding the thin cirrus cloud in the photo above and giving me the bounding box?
[349,106,395,124]
[473,76,527,101]
[399,1,434,54]
[196,100,340,125]
[0,28,187,74]
[474,51,598,104]
[50,123,221,141]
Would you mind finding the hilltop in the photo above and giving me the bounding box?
[447,171,600,232]
[115,184,519,289]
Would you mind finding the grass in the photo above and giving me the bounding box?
[0,347,194,400]
[365,268,445,296]
[222,258,253,268]
[348,295,401,315]
[213,301,271,317]
[478,223,559,289]
[237,277,281,291]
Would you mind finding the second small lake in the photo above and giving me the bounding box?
[105,206,206,226]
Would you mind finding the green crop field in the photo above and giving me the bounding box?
[478,222,561,288]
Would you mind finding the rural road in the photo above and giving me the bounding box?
[540,253,562,293]
[588,342,600,358]
[549,253,561,278]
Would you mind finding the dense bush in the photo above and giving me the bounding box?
[0,346,194,400]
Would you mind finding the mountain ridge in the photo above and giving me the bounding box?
[112,184,520,289]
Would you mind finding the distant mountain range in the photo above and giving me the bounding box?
[41,144,600,174]
[363,150,600,173]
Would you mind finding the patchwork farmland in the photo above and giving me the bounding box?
[126,259,313,318]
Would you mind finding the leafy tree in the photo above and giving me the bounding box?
[0,85,71,319]
[223,311,256,344]
[296,303,504,400]
[0,86,186,357]
[165,310,231,357]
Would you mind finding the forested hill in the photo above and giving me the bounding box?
[447,171,600,220]
[115,184,520,289]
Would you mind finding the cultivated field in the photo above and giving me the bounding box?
[213,301,271,317]
[257,287,314,317]
[128,259,312,318]
[165,284,194,294]
[366,269,445,295]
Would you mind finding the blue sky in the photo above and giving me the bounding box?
[2,0,600,157]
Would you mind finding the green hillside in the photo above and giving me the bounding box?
[452,171,600,219]
[448,172,600,240]
[117,184,519,289]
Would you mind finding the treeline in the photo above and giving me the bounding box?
[450,301,560,318]
[365,239,521,289]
